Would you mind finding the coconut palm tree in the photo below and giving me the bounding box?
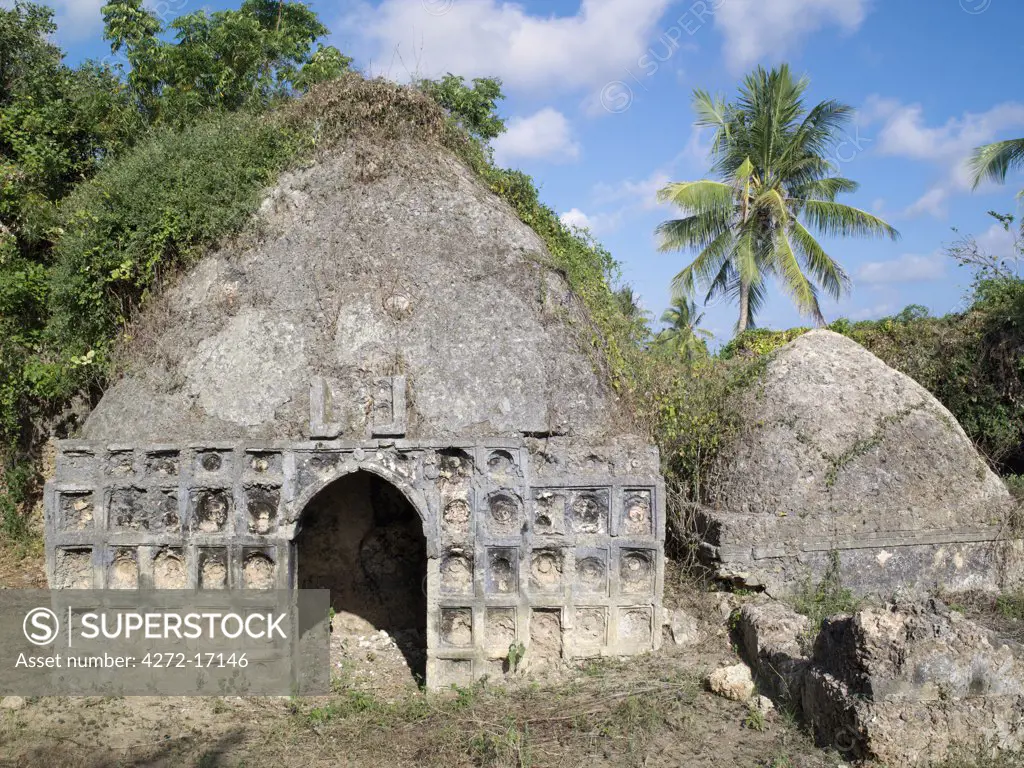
[657,64,899,332]
[653,298,712,362]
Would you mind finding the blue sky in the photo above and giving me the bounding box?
[51,0,1024,342]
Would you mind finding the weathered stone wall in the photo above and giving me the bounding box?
[83,138,632,445]
[701,329,1018,596]
[49,132,668,688]
[46,437,665,688]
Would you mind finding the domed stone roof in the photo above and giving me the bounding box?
[84,137,629,444]
[701,329,1016,595]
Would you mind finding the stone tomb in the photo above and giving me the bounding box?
[46,439,665,688]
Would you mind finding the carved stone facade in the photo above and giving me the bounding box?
[46,437,665,688]
[47,135,669,689]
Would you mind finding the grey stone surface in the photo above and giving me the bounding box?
[735,601,810,705]
[801,600,1024,764]
[706,662,755,702]
[813,599,1024,701]
[700,329,1018,595]
[83,139,633,445]
[736,598,1024,763]
[665,607,701,647]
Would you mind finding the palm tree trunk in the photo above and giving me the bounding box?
[738,280,750,331]
[737,174,751,332]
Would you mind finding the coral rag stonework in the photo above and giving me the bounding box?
[46,439,665,688]
[43,136,666,689]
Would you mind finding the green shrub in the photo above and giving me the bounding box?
[45,113,306,380]
[1005,475,1024,500]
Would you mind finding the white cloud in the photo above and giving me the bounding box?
[975,221,1020,260]
[342,0,675,94]
[904,186,951,219]
[849,302,895,321]
[872,101,1024,163]
[491,108,580,165]
[860,98,1024,219]
[856,252,946,284]
[593,169,673,211]
[560,209,593,230]
[713,0,870,74]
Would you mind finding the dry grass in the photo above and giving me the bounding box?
[945,590,1024,644]
[282,72,467,158]
[0,646,849,768]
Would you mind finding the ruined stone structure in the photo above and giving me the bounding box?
[43,136,665,688]
[737,599,1024,764]
[700,329,1020,597]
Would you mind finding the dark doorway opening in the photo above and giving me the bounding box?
[295,471,428,685]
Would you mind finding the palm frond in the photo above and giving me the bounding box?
[669,228,734,300]
[656,180,734,213]
[770,228,823,324]
[801,200,900,240]
[790,176,859,201]
[969,138,1024,189]
[790,219,849,299]
[655,212,732,253]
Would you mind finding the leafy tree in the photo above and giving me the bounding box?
[657,64,899,332]
[0,0,351,534]
[101,0,350,126]
[0,2,143,456]
[1,3,140,258]
[893,304,930,323]
[419,74,505,142]
[653,298,712,362]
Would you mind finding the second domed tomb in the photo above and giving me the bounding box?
[43,132,666,689]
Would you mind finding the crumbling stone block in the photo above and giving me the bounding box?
[58,491,94,531]
[440,549,473,595]
[529,548,564,594]
[529,608,562,661]
[191,489,231,533]
[802,601,1024,764]
[245,485,280,534]
[55,547,92,589]
[701,330,1020,596]
[198,548,228,589]
[242,549,276,589]
[440,607,473,647]
[107,547,139,589]
[485,548,516,595]
[485,608,516,657]
[735,601,811,705]
[152,548,186,589]
[707,663,755,702]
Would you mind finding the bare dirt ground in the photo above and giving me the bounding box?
[0,552,850,768]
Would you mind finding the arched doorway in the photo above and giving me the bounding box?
[295,470,428,685]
